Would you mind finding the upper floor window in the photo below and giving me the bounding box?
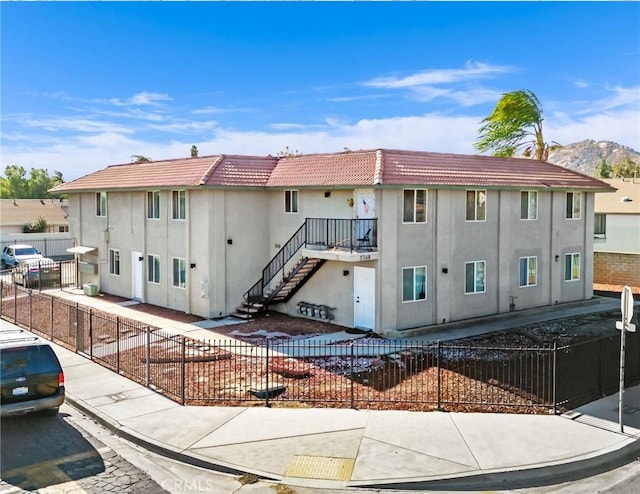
[520,191,538,220]
[285,190,298,213]
[566,192,581,219]
[147,254,160,284]
[403,189,427,223]
[519,256,537,287]
[466,190,486,221]
[594,213,606,237]
[109,249,120,276]
[564,253,580,281]
[172,190,186,220]
[96,192,107,217]
[402,266,426,302]
[465,260,486,294]
[172,257,186,289]
[147,191,160,219]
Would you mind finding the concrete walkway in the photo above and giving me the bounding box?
[4,293,640,490]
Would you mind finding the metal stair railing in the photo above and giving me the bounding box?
[243,221,307,305]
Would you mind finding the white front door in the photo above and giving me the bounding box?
[354,266,375,330]
[132,251,143,300]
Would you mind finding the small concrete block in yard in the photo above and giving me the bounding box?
[248,382,286,399]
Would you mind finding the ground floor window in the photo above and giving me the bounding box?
[564,253,580,281]
[147,254,160,284]
[172,257,186,288]
[465,260,486,294]
[519,256,537,287]
[402,266,426,302]
[108,249,120,276]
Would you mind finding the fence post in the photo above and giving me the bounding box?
[116,317,120,374]
[145,327,151,387]
[0,280,3,317]
[89,309,93,360]
[265,339,270,408]
[50,296,54,341]
[29,291,33,330]
[437,340,442,411]
[350,341,355,409]
[181,336,186,406]
[13,283,17,324]
[552,342,557,415]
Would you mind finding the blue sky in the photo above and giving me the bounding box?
[1,2,639,181]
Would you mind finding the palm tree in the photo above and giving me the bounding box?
[475,89,554,161]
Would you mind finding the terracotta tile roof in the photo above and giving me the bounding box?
[267,150,379,187]
[203,155,277,187]
[594,178,640,213]
[50,149,615,193]
[378,149,616,191]
[0,199,69,226]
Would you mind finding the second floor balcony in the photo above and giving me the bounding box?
[303,218,379,262]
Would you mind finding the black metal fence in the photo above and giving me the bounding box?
[1,282,638,413]
[1,259,77,292]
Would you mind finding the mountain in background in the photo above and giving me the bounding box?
[547,139,640,176]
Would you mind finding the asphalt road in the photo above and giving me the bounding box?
[0,405,168,494]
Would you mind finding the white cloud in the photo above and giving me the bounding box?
[364,62,513,89]
[108,91,173,107]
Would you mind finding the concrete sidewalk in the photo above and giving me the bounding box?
[4,293,640,490]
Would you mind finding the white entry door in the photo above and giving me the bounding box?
[354,266,375,330]
[132,251,143,300]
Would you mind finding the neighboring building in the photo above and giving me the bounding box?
[593,178,640,289]
[0,199,69,236]
[51,149,614,334]
[0,199,73,259]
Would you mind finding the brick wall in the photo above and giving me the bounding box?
[594,252,640,287]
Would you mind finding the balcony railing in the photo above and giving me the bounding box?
[306,218,377,253]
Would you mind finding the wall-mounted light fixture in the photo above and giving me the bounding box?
[555,255,560,262]
[324,191,331,198]
[442,267,448,274]
[190,263,196,269]
[343,270,349,276]
[227,238,233,245]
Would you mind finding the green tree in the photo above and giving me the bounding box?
[190,145,198,158]
[0,166,64,199]
[277,146,302,157]
[23,216,47,233]
[475,89,554,161]
[611,157,640,178]
[131,155,152,163]
[593,159,612,178]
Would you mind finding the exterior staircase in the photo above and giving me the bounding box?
[232,217,377,320]
[232,256,325,319]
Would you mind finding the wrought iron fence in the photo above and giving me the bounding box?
[1,281,637,413]
[0,259,77,292]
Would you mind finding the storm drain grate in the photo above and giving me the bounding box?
[285,455,355,481]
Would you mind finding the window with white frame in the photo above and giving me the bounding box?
[403,189,427,223]
[108,249,120,276]
[284,190,298,213]
[519,256,537,287]
[147,191,160,219]
[147,254,160,283]
[564,253,580,281]
[402,266,426,302]
[96,192,107,217]
[466,190,486,221]
[172,190,186,220]
[172,258,186,288]
[465,260,486,294]
[594,214,606,237]
[520,191,538,220]
[566,192,581,219]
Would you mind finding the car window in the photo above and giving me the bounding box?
[15,247,38,256]
[0,345,60,378]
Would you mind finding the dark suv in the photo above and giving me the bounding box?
[1,329,65,417]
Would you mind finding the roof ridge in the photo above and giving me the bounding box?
[200,155,224,186]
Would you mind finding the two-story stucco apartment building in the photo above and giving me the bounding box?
[51,149,614,334]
